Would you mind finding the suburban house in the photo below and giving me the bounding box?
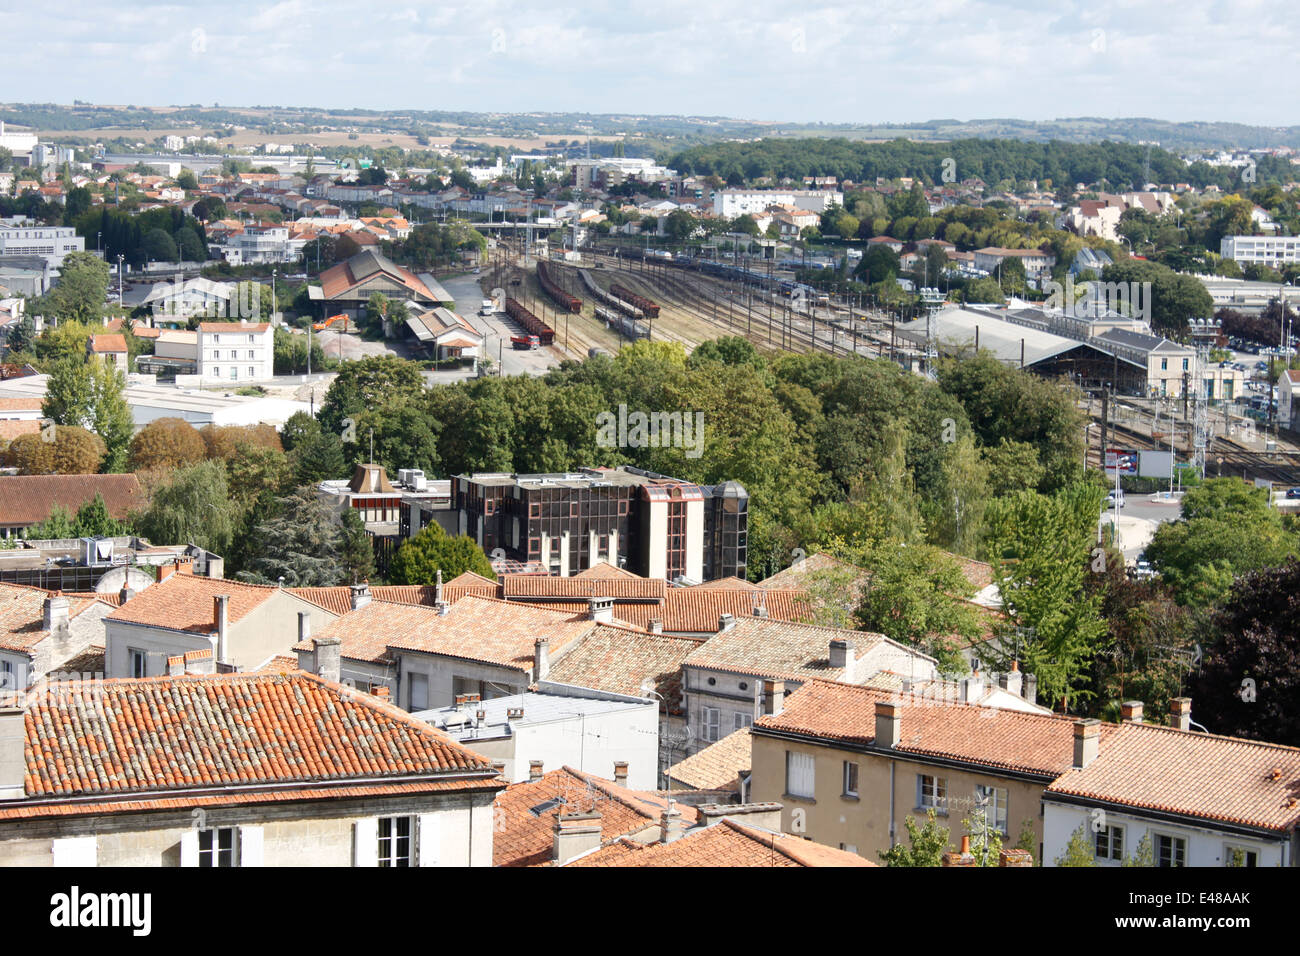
[1042,699,1300,867]
[0,670,504,866]
[195,321,274,383]
[747,679,1091,861]
[87,333,128,372]
[0,586,114,693]
[0,474,144,539]
[679,616,940,755]
[405,307,484,362]
[973,246,1056,277]
[103,570,346,677]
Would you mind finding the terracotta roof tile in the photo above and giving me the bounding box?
[503,571,666,601]
[89,333,127,353]
[107,572,336,634]
[22,671,496,799]
[568,817,874,867]
[667,727,751,791]
[543,624,702,712]
[0,474,143,526]
[0,583,102,654]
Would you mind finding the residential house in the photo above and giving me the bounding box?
[0,671,503,866]
[195,321,274,384]
[0,586,114,693]
[973,247,1056,277]
[665,726,753,801]
[0,474,144,539]
[87,333,128,373]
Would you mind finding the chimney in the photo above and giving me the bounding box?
[1022,672,1038,705]
[435,600,450,616]
[528,760,544,783]
[587,596,614,623]
[1120,700,1144,724]
[762,679,785,716]
[533,638,550,680]
[313,636,341,683]
[999,848,1034,867]
[941,834,976,867]
[552,810,602,865]
[0,706,24,797]
[434,569,443,605]
[752,594,768,618]
[166,655,184,677]
[648,619,663,635]
[372,686,389,701]
[718,613,736,632]
[349,581,371,610]
[118,584,135,605]
[874,700,901,749]
[1170,697,1192,732]
[960,667,985,703]
[613,761,628,786]
[213,594,230,664]
[297,611,311,645]
[206,556,224,579]
[42,593,69,635]
[828,639,854,678]
[998,660,1023,697]
[1073,718,1101,769]
[491,760,506,778]
[660,802,684,844]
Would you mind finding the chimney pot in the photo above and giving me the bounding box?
[1170,697,1192,731]
[587,596,614,623]
[1120,700,1144,724]
[660,802,684,844]
[349,581,371,610]
[533,637,550,680]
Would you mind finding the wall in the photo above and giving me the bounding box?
[105,621,211,678]
[396,651,529,711]
[508,704,659,788]
[226,592,338,671]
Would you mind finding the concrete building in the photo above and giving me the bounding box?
[0,671,503,866]
[195,321,274,383]
[712,189,843,219]
[973,247,1056,277]
[0,225,84,274]
[1220,235,1300,267]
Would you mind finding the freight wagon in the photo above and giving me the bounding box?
[504,297,556,346]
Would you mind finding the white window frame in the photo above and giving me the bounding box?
[1223,843,1258,867]
[1155,832,1186,868]
[785,750,815,799]
[702,706,721,743]
[1094,823,1124,861]
[918,773,947,813]
[733,711,753,731]
[197,826,238,867]
[377,815,415,867]
[408,673,429,712]
[843,760,859,797]
[128,647,148,679]
[974,784,1008,835]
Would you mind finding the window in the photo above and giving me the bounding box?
[702,706,721,742]
[974,785,1008,835]
[1156,833,1186,867]
[1160,358,1168,370]
[408,673,429,712]
[843,761,859,797]
[1182,358,1189,371]
[248,367,255,377]
[839,843,858,854]
[377,816,413,867]
[128,648,147,679]
[617,499,628,516]
[198,827,236,867]
[918,774,947,812]
[248,350,254,359]
[1224,845,1258,867]
[733,712,753,731]
[1095,824,1124,861]
[212,366,220,377]
[786,751,815,799]
[230,367,238,380]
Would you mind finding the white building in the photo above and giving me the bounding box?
[196,321,275,383]
[0,121,37,158]
[0,225,84,273]
[217,224,302,266]
[712,189,843,219]
[1220,235,1300,267]
[141,277,243,319]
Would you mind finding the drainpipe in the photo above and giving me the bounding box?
[888,761,896,846]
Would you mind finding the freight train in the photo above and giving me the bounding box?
[594,305,650,340]
[577,269,645,319]
[608,283,660,320]
[504,297,555,345]
[536,260,582,313]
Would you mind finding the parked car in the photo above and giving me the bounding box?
[1133,560,1156,579]
[1106,490,1126,508]
[1286,487,1300,500]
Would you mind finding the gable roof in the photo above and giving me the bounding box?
[107,571,335,635]
[502,571,667,601]
[0,583,104,655]
[755,679,1095,778]
[542,624,703,712]
[21,671,497,802]
[88,333,127,353]
[0,474,143,527]
[1046,721,1300,833]
[493,766,699,867]
[318,249,435,302]
[666,727,751,791]
[567,817,875,867]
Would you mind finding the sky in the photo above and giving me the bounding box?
[0,0,1296,126]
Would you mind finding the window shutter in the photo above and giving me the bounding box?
[418,813,440,867]
[239,826,264,867]
[52,836,97,867]
[180,829,199,867]
[353,818,379,867]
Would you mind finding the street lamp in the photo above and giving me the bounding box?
[116,254,125,305]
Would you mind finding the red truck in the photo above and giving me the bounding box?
[511,335,540,350]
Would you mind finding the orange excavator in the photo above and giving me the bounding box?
[313,313,350,332]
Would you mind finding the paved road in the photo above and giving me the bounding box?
[1100,493,1183,564]
[439,272,559,379]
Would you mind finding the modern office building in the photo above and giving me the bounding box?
[448,466,748,583]
[1220,235,1300,267]
[0,224,84,274]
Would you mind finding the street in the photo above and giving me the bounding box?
[438,271,561,379]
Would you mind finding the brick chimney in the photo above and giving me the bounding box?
[1170,697,1192,731]
[533,638,550,681]
[875,700,901,749]
[999,847,1034,867]
[349,581,371,610]
[660,801,684,844]
[587,596,614,623]
[941,834,976,866]
[613,761,628,786]
[1073,718,1101,769]
[1120,700,1144,724]
[552,810,602,865]
[166,654,184,677]
[313,636,341,683]
[528,760,544,782]
[762,678,785,716]
[213,594,230,664]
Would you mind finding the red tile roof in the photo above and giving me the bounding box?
[503,571,667,601]
[666,727,751,791]
[1046,722,1300,832]
[106,571,336,635]
[0,583,104,655]
[542,624,702,712]
[23,671,497,800]
[568,817,875,867]
[0,474,143,526]
[197,322,271,333]
[89,333,127,353]
[610,588,812,633]
[755,679,1096,778]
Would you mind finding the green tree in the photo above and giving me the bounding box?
[71,493,129,537]
[1122,833,1155,867]
[290,427,347,486]
[5,315,35,354]
[388,523,496,584]
[40,252,109,324]
[141,228,179,263]
[1054,824,1098,867]
[879,810,950,867]
[136,460,236,555]
[26,505,78,540]
[318,355,425,435]
[88,361,133,472]
[339,508,376,584]
[236,486,347,587]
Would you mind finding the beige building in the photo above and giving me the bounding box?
[748,680,1087,862]
[0,670,503,866]
[0,586,113,692]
